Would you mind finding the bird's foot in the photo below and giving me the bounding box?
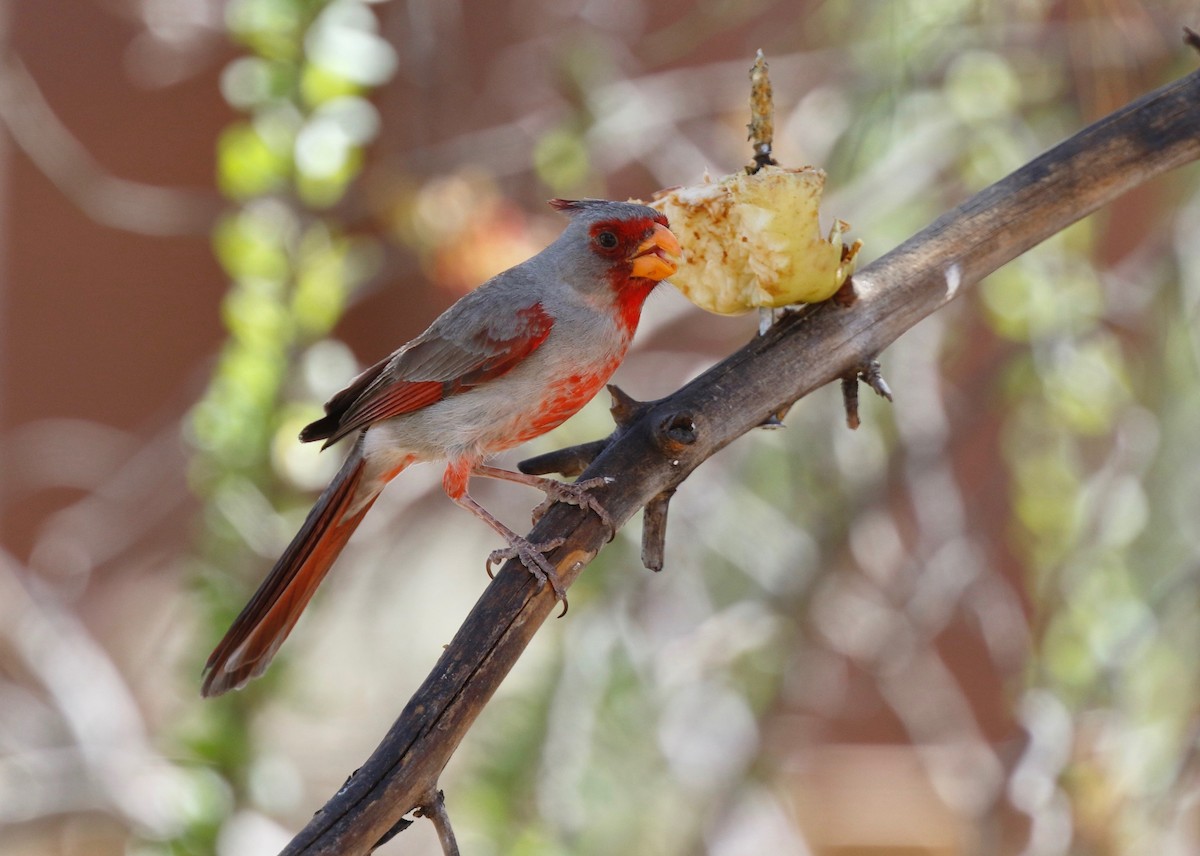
[487,535,569,608]
[530,476,615,535]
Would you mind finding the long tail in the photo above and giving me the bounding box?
[202,446,386,696]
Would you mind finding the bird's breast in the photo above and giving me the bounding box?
[503,357,622,446]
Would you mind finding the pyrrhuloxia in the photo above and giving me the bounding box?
[201,199,680,696]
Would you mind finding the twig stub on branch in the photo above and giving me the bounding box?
[747,49,777,172]
[413,790,460,856]
[841,359,894,430]
[641,490,676,573]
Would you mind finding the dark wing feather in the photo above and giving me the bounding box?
[300,302,553,447]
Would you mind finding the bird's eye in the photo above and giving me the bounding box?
[595,231,618,249]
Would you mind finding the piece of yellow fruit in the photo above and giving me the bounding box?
[647,165,860,315]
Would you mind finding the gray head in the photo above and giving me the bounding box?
[543,199,680,305]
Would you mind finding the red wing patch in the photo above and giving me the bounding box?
[301,302,554,447]
[444,303,553,394]
[330,380,447,429]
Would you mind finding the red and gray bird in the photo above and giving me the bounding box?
[201,199,681,696]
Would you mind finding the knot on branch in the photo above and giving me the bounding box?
[655,410,699,456]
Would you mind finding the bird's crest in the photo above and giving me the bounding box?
[548,198,609,216]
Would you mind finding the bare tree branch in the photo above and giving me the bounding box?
[281,64,1200,855]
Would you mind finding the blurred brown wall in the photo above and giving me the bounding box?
[1,1,233,560]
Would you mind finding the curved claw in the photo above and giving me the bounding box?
[530,476,616,538]
[487,535,569,614]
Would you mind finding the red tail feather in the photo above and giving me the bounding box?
[201,451,384,696]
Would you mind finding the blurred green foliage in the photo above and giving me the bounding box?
[168,1,393,853]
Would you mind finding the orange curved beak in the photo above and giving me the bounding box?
[629,223,681,281]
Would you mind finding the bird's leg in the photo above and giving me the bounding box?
[451,490,567,600]
[472,464,615,534]
[443,459,567,603]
